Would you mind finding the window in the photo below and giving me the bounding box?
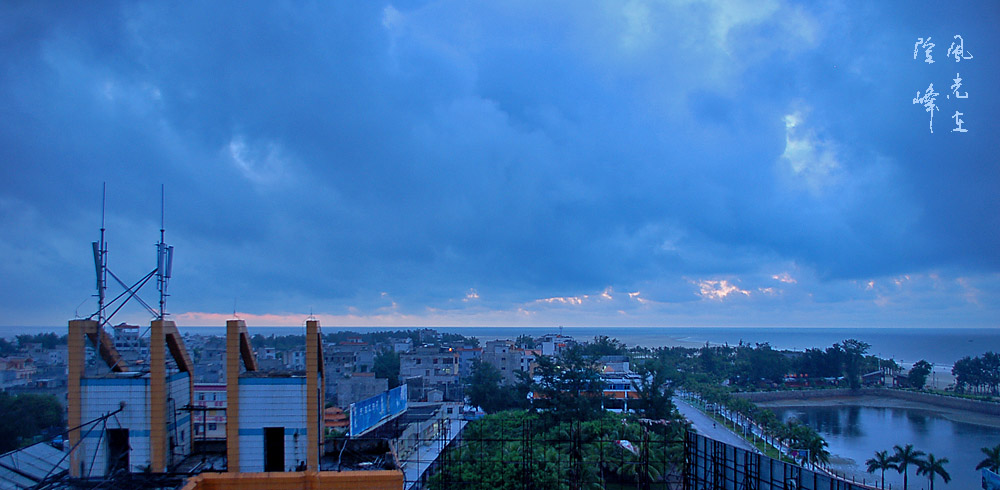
[208,423,217,431]
[197,393,205,401]
[433,358,438,364]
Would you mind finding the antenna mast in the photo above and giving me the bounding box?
[156,184,174,320]
[92,183,108,326]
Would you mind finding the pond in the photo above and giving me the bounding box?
[765,398,1000,490]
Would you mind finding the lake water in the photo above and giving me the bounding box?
[767,400,1000,490]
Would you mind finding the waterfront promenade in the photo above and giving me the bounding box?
[673,397,756,452]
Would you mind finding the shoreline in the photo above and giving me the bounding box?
[756,394,1000,428]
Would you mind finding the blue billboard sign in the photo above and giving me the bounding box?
[387,384,407,416]
[349,384,408,437]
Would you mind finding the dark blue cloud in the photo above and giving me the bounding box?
[0,0,996,326]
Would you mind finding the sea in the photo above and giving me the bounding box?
[4,325,997,367]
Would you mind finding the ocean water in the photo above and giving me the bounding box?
[4,325,997,367]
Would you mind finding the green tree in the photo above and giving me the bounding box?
[916,453,950,490]
[373,349,400,388]
[515,334,536,349]
[0,393,64,453]
[735,343,788,387]
[533,349,605,424]
[977,444,1000,472]
[866,450,897,489]
[15,332,66,350]
[631,360,675,420]
[0,338,16,356]
[840,339,871,390]
[907,360,932,389]
[785,421,829,465]
[466,359,505,413]
[892,444,925,490]
[580,335,626,357]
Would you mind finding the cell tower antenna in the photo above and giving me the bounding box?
[92,183,108,325]
[156,184,173,320]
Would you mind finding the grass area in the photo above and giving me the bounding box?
[922,388,999,403]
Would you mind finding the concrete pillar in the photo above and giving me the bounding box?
[67,319,95,477]
[149,319,170,472]
[226,320,244,472]
[306,320,321,472]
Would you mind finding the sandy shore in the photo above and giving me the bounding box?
[757,394,1000,428]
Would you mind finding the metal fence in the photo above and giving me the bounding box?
[683,431,875,490]
[412,416,685,490]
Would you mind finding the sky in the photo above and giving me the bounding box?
[1,1,997,329]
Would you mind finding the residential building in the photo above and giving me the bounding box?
[399,346,460,401]
[192,383,227,440]
[336,372,388,408]
[481,340,521,385]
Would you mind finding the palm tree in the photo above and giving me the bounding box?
[891,444,925,490]
[917,453,951,490]
[866,450,897,489]
[978,444,1000,473]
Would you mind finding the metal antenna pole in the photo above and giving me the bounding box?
[97,183,108,326]
[158,184,166,320]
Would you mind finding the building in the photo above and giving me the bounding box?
[539,334,574,357]
[336,372,388,409]
[399,346,460,401]
[481,340,521,385]
[390,338,412,353]
[0,356,36,385]
[225,320,324,473]
[456,347,482,379]
[67,319,194,476]
[192,383,227,440]
[519,348,541,377]
[111,323,148,366]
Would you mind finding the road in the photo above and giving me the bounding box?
[672,397,757,452]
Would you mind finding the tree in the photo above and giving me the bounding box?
[840,339,870,390]
[977,444,1000,473]
[515,334,536,349]
[953,352,1000,395]
[907,360,932,389]
[891,444,925,490]
[466,359,506,413]
[0,393,64,453]
[631,360,674,420]
[373,349,400,388]
[785,421,829,466]
[580,336,626,357]
[0,338,16,356]
[15,332,66,350]
[735,343,788,387]
[916,453,950,490]
[866,450,897,489]
[533,349,605,424]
